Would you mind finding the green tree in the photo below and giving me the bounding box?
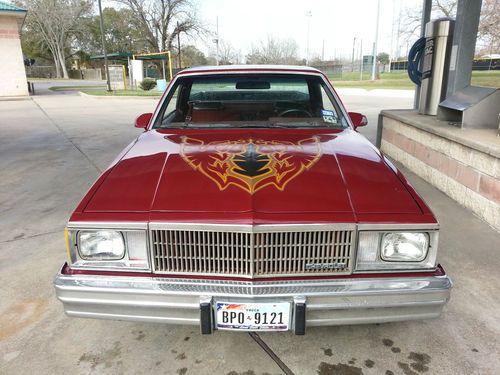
[180,45,207,67]
[20,27,53,64]
[80,7,147,55]
[377,52,390,65]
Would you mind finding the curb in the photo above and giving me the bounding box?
[0,95,32,102]
[78,91,162,99]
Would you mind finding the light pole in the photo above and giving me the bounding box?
[351,37,356,72]
[359,39,363,80]
[371,0,381,81]
[305,11,312,65]
[177,21,182,69]
[98,0,111,91]
[213,16,219,65]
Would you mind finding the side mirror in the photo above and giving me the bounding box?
[348,112,368,129]
[135,113,153,129]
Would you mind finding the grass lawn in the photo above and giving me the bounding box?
[469,70,500,88]
[48,71,500,93]
[330,70,500,90]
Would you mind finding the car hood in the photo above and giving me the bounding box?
[83,128,422,219]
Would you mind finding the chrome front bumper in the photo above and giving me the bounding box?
[54,266,452,334]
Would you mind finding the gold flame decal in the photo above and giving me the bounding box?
[180,136,322,194]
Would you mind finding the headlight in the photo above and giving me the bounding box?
[356,229,438,271]
[79,230,125,260]
[381,232,428,261]
[66,227,150,271]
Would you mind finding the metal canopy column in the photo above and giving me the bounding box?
[445,0,483,97]
[414,0,432,109]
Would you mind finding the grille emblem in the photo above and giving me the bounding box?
[305,262,347,270]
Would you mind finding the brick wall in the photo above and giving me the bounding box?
[381,117,500,231]
[0,15,28,97]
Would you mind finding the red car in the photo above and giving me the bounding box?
[55,65,451,334]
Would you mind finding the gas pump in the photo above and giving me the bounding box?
[407,18,455,115]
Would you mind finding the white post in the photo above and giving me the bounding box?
[128,56,132,89]
[306,11,312,66]
[371,0,381,80]
[359,39,363,81]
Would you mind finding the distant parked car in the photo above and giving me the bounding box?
[55,65,451,334]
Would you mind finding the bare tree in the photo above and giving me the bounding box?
[246,36,300,65]
[210,40,240,65]
[399,0,499,57]
[400,0,457,40]
[434,0,458,17]
[20,0,92,78]
[115,0,205,52]
[478,0,500,55]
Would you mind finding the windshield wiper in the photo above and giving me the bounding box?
[271,122,344,129]
[232,124,291,128]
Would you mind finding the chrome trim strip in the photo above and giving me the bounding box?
[177,69,324,77]
[64,222,442,276]
[308,299,449,310]
[321,75,354,129]
[65,310,200,324]
[68,222,148,230]
[148,223,356,232]
[357,223,440,231]
[55,274,452,297]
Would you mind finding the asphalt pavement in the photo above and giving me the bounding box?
[0,83,498,375]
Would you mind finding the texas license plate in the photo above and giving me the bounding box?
[215,302,290,331]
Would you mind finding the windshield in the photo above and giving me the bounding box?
[154,74,349,129]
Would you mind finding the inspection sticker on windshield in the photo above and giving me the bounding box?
[321,109,337,124]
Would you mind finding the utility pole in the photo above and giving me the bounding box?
[322,40,325,61]
[306,11,312,65]
[98,0,111,91]
[371,0,381,81]
[396,0,402,60]
[388,0,396,73]
[351,37,356,72]
[215,17,219,65]
[177,21,181,69]
[359,39,363,80]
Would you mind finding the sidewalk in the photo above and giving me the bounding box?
[336,87,415,98]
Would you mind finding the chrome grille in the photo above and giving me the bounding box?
[150,225,354,278]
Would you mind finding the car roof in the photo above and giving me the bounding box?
[178,65,323,75]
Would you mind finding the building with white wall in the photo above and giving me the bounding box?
[0,1,27,97]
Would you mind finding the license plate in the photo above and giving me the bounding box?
[215,301,290,331]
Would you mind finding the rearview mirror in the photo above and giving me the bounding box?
[348,112,368,129]
[236,81,271,89]
[135,113,153,129]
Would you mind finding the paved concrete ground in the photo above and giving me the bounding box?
[0,85,499,375]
